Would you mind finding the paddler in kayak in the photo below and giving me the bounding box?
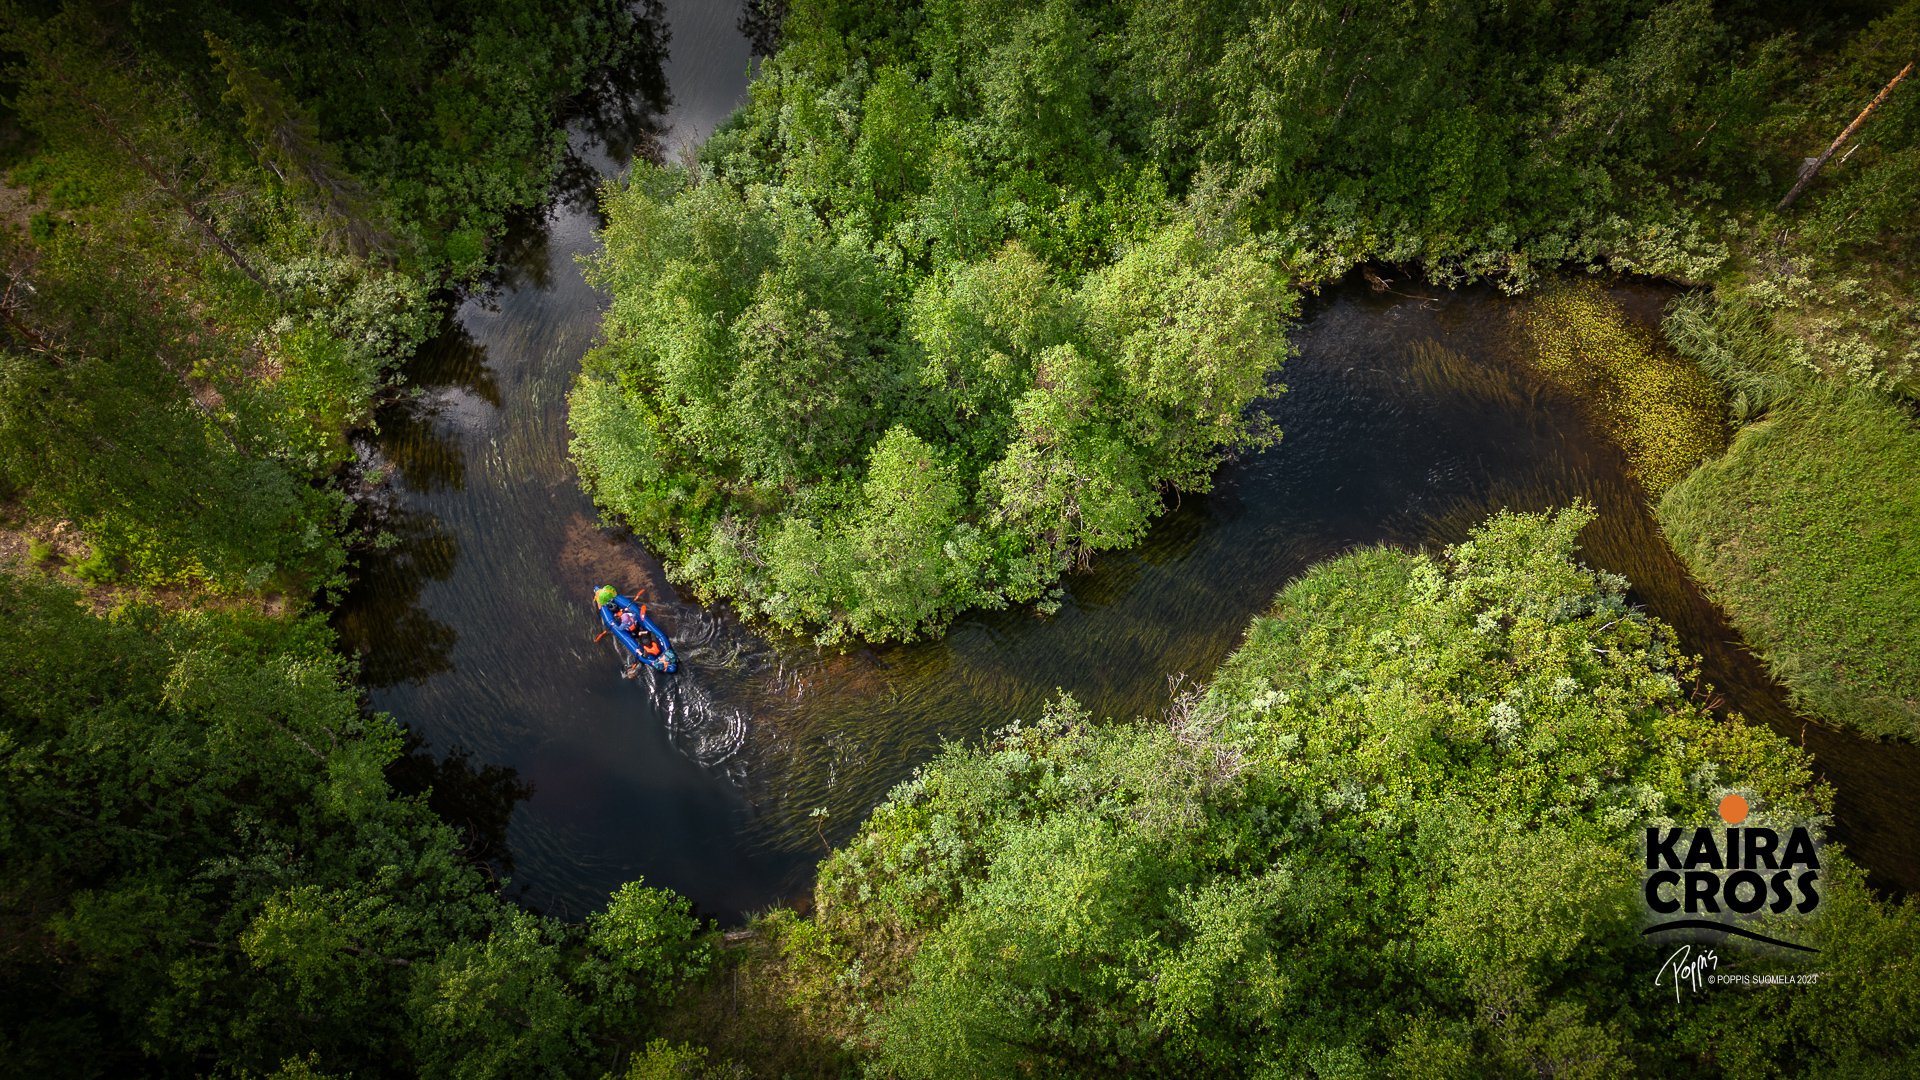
[599,587,646,678]
[614,604,665,659]
[593,584,677,673]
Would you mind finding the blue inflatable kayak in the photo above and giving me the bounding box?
[595,588,678,673]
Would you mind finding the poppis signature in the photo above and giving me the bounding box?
[1655,944,1717,1002]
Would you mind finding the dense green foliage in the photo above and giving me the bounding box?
[1659,390,1920,740]
[6,0,1918,1073]
[727,0,1803,281]
[577,177,1290,641]
[0,572,711,1076]
[2,0,655,594]
[12,0,655,276]
[1,4,718,1075]
[750,508,1919,1077]
[574,0,1920,645]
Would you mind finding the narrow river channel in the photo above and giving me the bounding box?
[336,0,1917,922]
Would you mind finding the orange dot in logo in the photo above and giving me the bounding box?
[1718,794,1750,825]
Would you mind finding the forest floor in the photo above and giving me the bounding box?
[0,508,291,618]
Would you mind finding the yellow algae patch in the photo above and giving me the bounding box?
[1514,282,1726,494]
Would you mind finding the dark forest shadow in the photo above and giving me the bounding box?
[738,0,787,58]
[333,493,459,687]
[387,730,535,883]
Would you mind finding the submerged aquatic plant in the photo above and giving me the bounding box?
[1514,282,1726,494]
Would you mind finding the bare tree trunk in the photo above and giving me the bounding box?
[1777,61,1914,212]
[29,46,272,289]
[74,92,273,290]
[0,272,60,362]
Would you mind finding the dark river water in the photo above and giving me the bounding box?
[336,0,1917,923]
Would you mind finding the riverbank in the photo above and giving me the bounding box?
[1478,265,1920,743]
[569,0,1919,750]
[640,511,1920,1077]
[1628,0,1920,743]
[1613,222,1920,748]
[1660,387,1920,741]
[0,5,722,1074]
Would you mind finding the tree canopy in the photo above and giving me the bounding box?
[781,508,1920,1077]
[2,0,660,594]
[0,571,712,1076]
[574,0,1920,643]
[1,4,713,1075]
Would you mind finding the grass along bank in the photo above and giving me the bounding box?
[1501,277,1920,744]
[1659,388,1920,741]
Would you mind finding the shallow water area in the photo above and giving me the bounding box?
[335,0,1918,922]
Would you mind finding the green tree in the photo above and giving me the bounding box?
[1079,227,1293,485]
[405,910,591,1079]
[908,242,1076,462]
[205,32,393,258]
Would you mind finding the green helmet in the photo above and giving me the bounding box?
[594,585,617,606]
